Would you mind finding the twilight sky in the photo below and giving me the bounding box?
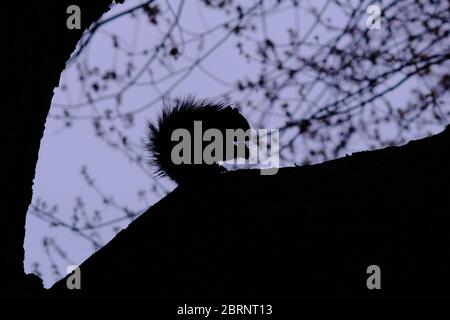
[24,0,444,288]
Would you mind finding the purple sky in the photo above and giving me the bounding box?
[24,0,444,288]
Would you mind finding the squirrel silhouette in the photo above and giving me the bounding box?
[146,97,251,185]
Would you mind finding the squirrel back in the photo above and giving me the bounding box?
[146,97,250,184]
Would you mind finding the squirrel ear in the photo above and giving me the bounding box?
[226,106,240,113]
[224,105,241,113]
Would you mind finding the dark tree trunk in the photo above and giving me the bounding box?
[4,0,115,297]
[50,126,450,299]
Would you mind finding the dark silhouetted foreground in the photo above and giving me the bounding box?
[50,126,450,299]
